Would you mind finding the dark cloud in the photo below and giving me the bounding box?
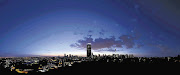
[93,48,115,52]
[99,32,104,36]
[94,48,124,52]
[87,35,92,38]
[88,30,93,33]
[92,36,117,50]
[101,29,106,32]
[70,34,140,51]
[119,35,135,49]
[99,29,106,36]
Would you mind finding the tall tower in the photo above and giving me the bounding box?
[87,43,91,57]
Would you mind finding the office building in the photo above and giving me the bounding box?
[87,43,91,57]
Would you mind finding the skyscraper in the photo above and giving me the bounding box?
[87,43,91,57]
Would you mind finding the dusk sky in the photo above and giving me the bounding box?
[0,0,180,57]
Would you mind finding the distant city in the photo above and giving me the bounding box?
[0,43,180,74]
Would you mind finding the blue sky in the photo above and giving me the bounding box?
[0,0,180,57]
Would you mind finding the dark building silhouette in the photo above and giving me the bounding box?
[87,43,91,57]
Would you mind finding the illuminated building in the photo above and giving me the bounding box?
[87,43,91,57]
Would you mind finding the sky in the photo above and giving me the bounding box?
[0,0,180,57]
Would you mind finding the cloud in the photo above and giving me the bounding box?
[147,44,178,56]
[99,32,104,36]
[87,35,92,38]
[88,30,93,33]
[119,35,135,49]
[94,48,124,52]
[70,34,139,51]
[99,29,106,36]
[92,36,117,50]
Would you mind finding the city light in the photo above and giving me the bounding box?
[0,43,180,74]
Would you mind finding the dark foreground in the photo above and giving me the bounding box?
[0,61,179,75]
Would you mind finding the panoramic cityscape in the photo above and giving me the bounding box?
[0,0,180,74]
[0,43,180,74]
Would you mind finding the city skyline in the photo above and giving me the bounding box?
[0,0,180,57]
